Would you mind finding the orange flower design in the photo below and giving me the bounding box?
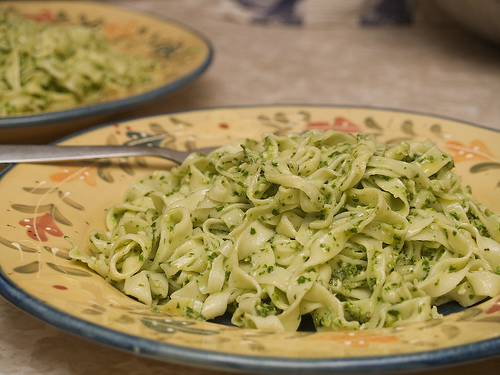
[50,166,98,187]
[103,21,139,39]
[306,117,362,133]
[19,212,64,242]
[23,9,58,23]
[312,331,398,348]
[486,297,500,315]
[445,140,497,163]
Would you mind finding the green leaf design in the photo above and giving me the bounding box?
[57,190,84,210]
[97,160,114,183]
[430,123,447,138]
[46,262,92,277]
[82,304,106,315]
[0,237,37,253]
[275,112,289,123]
[11,203,72,226]
[401,120,416,135]
[364,117,383,132]
[470,162,500,173]
[22,187,52,194]
[140,317,219,335]
[13,261,40,274]
[439,324,460,340]
[456,307,483,321]
[42,245,71,260]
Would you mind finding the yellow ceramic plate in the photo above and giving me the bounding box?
[1,106,499,374]
[0,1,212,143]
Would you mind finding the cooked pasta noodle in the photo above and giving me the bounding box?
[70,130,500,331]
[0,10,158,115]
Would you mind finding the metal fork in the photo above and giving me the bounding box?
[0,144,218,164]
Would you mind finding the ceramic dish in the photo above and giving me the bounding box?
[0,1,212,143]
[0,106,499,374]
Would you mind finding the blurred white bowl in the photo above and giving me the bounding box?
[434,0,500,45]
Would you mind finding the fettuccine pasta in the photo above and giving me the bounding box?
[0,10,158,115]
[70,130,500,331]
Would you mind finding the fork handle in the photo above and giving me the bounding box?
[0,145,188,164]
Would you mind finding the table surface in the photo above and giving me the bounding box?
[1,1,500,374]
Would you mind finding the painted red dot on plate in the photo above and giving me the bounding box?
[53,285,68,290]
[219,123,229,129]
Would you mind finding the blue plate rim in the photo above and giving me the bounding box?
[1,104,500,374]
[1,263,500,375]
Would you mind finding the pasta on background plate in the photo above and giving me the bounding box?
[0,10,158,115]
[70,130,500,331]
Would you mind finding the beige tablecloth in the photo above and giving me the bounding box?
[1,1,500,374]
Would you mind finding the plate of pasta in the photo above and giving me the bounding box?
[0,105,500,374]
[0,1,212,143]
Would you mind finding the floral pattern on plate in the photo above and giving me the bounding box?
[0,106,499,373]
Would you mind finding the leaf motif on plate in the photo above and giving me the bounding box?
[22,185,84,210]
[400,120,416,136]
[153,41,183,59]
[470,162,500,173]
[12,203,72,226]
[93,135,137,179]
[364,117,383,132]
[115,314,136,324]
[455,307,483,321]
[140,317,219,336]
[96,160,115,183]
[168,117,192,128]
[274,112,289,123]
[46,262,92,277]
[125,130,173,148]
[298,110,311,123]
[474,316,500,324]
[257,114,287,134]
[13,261,40,274]
[57,190,84,211]
[240,339,266,352]
[429,123,451,139]
[439,324,461,340]
[42,245,71,260]
[118,160,135,175]
[0,237,37,253]
[22,187,52,194]
[82,303,106,315]
[415,318,443,329]
[256,111,307,135]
